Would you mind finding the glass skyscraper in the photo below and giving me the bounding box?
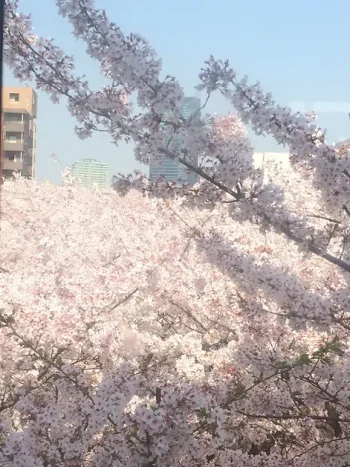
[182,97,201,120]
[149,96,201,185]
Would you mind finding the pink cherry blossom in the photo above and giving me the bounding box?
[3,1,350,465]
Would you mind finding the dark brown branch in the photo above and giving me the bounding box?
[105,288,138,314]
[236,409,350,424]
[167,299,208,333]
[307,214,341,224]
[262,212,350,273]
[179,154,350,273]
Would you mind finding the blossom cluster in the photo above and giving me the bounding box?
[0,175,349,466]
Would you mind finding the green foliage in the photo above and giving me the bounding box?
[195,408,208,420]
[298,336,342,367]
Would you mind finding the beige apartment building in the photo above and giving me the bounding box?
[2,86,37,178]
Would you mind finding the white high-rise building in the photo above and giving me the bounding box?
[199,152,290,170]
[253,152,290,169]
[71,159,109,189]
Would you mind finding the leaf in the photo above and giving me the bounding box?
[276,360,289,369]
[299,354,312,365]
[233,382,246,397]
[319,356,332,366]
[195,408,208,419]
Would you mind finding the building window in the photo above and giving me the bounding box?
[5,151,20,161]
[6,132,21,142]
[9,93,20,102]
[4,113,22,122]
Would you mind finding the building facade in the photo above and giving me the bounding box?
[149,96,201,185]
[253,152,290,169]
[71,159,109,189]
[2,86,37,178]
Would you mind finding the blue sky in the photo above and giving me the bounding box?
[5,0,350,184]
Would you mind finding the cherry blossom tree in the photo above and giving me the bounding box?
[3,0,350,465]
[1,171,349,467]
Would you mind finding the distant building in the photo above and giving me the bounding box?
[71,159,109,189]
[2,86,37,178]
[253,152,290,169]
[199,152,290,172]
[182,97,201,120]
[149,96,201,185]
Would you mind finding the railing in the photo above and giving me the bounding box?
[4,121,24,133]
[3,159,23,171]
[3,141,24,152]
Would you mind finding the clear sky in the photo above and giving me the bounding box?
[5,0,350,184]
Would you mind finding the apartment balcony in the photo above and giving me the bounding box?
[3,159,23,172]
[4,122,25,133]
[3,141,24,152]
